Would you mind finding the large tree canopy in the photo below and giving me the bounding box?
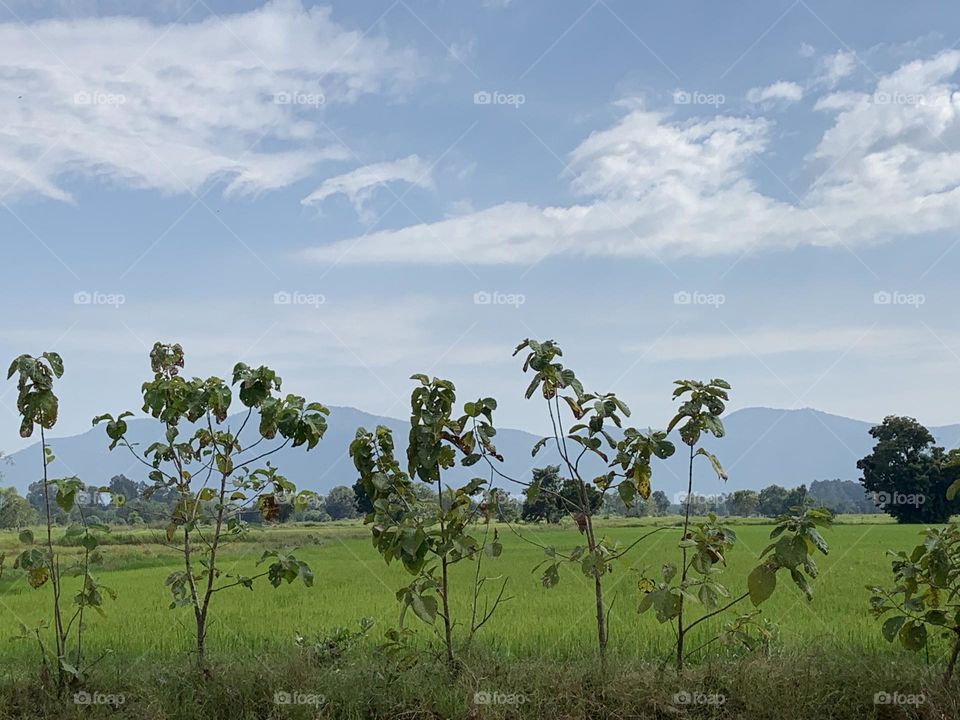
[0,486,36,528]
[521,466,601,524]
[857,415,960,523]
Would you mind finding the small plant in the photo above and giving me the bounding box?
[666,378,731,670]
[7,352,115,689]
[640,379,833,671]
[349,375,507,670]
[296,617,374,665]
[94,342,328,673]
[641,505,832,669]
[505,339,676,663]
[869,523,960,681]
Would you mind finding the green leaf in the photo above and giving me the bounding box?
[531,437,549,457]
[790,568,813,600]
[899,621,928,652]
[748,564,777,606]
[410,594,437,625]
[805,527,829,556]
[881,616,906,642]
[774,535,807,569]
[618,480,637,508]
[55,486,76,513]
[43,352,64,378]
[541,563,560,588]
[18,529,33,545]
[695,448,728,481]
[947,477,960,501]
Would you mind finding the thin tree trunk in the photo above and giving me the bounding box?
[676,443,695,672]
[440,555,454,666]
[579,479,607,663]
[945,630,960,683]
[39,425,65,689]
[196,471,229,674]
[436,473,455,668]
[182,525,204,671]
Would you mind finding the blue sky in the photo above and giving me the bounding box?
[1,0,959,451]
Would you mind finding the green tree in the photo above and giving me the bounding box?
[785,484,808,510]
[520,466,564,523]
[650,490,671,516]
[108,474,139,505]
[520,467,602,525]
[727,489,760,517]
[350,377,507,669]
[869,523,960,681]
[325,485,358,520]
[758,485,790,517]
[8,352,114,689]
[26,481,68,525]
[857,416,959,523]
[0,487,37,528]
[641,379,833,672]
[352,478,373,515]
[665,378,731,670]
[95,342,327,672]
[504,339,675,665]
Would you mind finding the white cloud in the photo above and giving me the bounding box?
[300,108,800,265]
[0,0,416,201]
[301,50,960,267]
[301,155,433,221]
[809,50,960,244]
[746,80,803,107]
[816,50,858,87]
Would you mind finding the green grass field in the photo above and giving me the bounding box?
[3,516,959,719]
[0,515,944,669]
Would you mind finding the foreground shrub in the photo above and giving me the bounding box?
[94,342,329,672]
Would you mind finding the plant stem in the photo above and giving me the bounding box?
[436,472,455,668]
[197,460,230,675]
[946,629,960,682]
[677,442,695,672]
[578,477,607,665]
[39,424,65,689]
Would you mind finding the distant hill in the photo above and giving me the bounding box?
[2,406,959,498]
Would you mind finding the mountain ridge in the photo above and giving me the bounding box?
[2,406,959,498]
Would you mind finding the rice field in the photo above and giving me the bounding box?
[0,516,942,669]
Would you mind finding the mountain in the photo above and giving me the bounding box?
[2,406,959,499]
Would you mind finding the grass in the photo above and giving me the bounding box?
[0,515,953,718]
[0,516,943,661]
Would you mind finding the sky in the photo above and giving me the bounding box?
[1,0,960,451]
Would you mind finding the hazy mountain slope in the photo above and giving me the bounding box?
[3,406,958,498]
